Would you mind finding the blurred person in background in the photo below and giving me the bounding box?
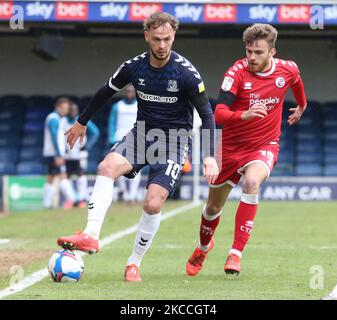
[108,84,141,204]
[65,103,100,208]
[43,97,76,209]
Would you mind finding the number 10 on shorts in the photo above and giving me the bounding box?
[165,160,181,180]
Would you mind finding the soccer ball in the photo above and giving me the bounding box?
[48,249,84,283]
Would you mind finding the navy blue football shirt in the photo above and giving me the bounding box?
[78,50,215,156]
[107,51,207,131]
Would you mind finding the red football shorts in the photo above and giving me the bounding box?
[211,144,279,188]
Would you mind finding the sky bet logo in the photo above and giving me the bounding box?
[129,3,162,21]
[204,4,237,22]
[26,1,54,20]
[175,4,203,22]
[55,1,88,20]
[279,5,310,23]
[249,5,277,23]
[100,3,128,20]
[324,5,337,20]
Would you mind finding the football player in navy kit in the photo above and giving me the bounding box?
[57,12,218,282]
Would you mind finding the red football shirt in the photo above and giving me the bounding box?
[219,57,301,151]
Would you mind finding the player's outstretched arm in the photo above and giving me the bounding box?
[73,58,132,147]
[288,76,307,126]
[189,91,219,184]
[64,83,115,149]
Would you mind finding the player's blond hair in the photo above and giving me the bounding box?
[143,12,179,32]
[243,24,278,48]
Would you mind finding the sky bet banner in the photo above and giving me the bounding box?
[1,1,337,25]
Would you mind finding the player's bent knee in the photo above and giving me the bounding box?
[242,178,261,194]
[205,203,223,215]
[143,199,163,214]
[97,159,122,179]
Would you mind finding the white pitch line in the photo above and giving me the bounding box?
[0,201,201,300]
[0,239,10,245]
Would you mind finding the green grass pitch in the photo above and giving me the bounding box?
[0,200,336,300]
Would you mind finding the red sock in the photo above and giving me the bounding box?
[199,212,221,247]
[232,197,258,253]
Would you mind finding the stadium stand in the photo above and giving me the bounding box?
[0,95,336,176]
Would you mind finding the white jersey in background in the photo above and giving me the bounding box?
[114,99,138,142]
[64,119,88,161]
[43,112,67,157]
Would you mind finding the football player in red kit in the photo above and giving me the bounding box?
[186,23,308,276]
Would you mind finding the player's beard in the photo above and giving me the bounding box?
[250,58,270,73]
[150,48,170,61]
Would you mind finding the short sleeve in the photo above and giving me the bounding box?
[184,69,206,97]
[288,60,300,85]
[108,61,132,91]
[220,62,243,96]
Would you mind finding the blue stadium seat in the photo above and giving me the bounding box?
[21,133,43,147]
[324,141,337,154]
[271,163,294,176]
[306,100,322,109]
[279,135,295,149]
[296,139,322,152]
[0,135,20,147]
[24,120,44,132]
[0,139,10,148]
[296,126,321,139]
[323,165,337,176]
[0,116,22,125]
[296,151,322,164]
[0,162,16,174]
[278,150,294,164]
[20,147,43,161]
[324,134,337,143]
[0,123,12,132]
[282,101,293,117]
[26,95,54,108]
[25,107,51,120]
[322,101,337,113]
[295,163,322,176]
[0,109,25,121]
[324,153,337,164]
[0,95,26,109]
[280,128,295,140]
[17,161,44,175]
[296,115,319,127]
[323,119,337,128]
[300,101,321,118]
[0,148,19,162]
[0,120,22,133]
[324,126,337,134]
